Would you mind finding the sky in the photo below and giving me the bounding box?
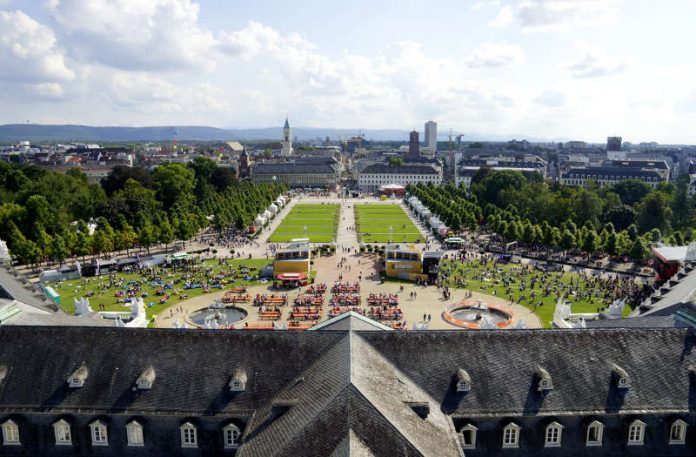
[0,0,695,143]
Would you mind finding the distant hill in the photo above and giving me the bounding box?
[0,123,563,143]
[0,124,411,143]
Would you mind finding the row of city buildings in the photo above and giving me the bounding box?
[4,120,696,191]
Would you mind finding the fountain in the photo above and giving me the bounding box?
[189,305,247,327]
[442,299,513,329]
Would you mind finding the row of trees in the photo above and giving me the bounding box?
[408,170,696,261]
[0,158,287,266]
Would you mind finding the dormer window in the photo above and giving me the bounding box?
[53,419,72,446]
[136,366,156,390]
[461,424,477,449]
[223,423,241,448]
[68,364,88,388]
[545,422,563,447]
[229,367,247,392]
[1,419,20,446]
[126,421,144,447]
[586,420,604,446]
[180,422,197,448]
[455,368,471,392]
[536,367,553,392]
[502,423,520,448]
[670,419,687,445]
[613,364,631,389]
[90,421,108,446]
[627,420,646,445]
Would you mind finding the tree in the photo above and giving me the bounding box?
[611,180,651,206]
[92,230,113,256]
[561,229,576,251]
[152,163,196,210]
[629,237,649,261]
[387,156,403,166]
[583,230,599,254]
[604,230,618,256]
[671,176,692,230]
[49,235,69,266]
[637,192,672,234]
[137,222,157,254]
[158,217,175,250]
[101,166,152,196]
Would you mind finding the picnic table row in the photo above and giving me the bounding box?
[331,282,360,293]
[331,294,361,306]
[366,293,399,306]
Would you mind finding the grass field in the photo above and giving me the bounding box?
[440,259,632,328]
[53,258,272,319]
[355,204,423,243]
[268,204,340,243]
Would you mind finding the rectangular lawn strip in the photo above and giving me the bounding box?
[270,203,340,242]
[354,204,423,243]
[361,233,423,243]
[53,258,272,319]
[440,259,632,328]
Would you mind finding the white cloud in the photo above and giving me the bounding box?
[47,0,215,71]
[466,43,524,68]
[566,42,625,78]
[534,90,565,107]
[0,10,74,84]
[490,0,620,31]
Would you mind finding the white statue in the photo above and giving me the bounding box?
[607,299,626,319]
[73,297,94,316]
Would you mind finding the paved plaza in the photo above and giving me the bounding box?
[155,195,543,330]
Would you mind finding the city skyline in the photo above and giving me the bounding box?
[1,0,695,143]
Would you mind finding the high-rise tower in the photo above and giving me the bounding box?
[424,120,437,152]
[408,130,420,159]
[281,116,293,156]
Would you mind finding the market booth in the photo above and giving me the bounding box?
[380,183,406,197]
[652,245,690,283]
[276,272,309,288]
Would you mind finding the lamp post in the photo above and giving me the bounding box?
[389,225,393,244]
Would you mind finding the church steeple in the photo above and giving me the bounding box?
[281,116,293,156]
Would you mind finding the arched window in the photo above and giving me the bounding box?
[223,423,241,448]
[180,422,197,448]
[669,419,687,445]
[126,421,144,447]
[545,422,563,447]
[90,421,108,446]
[586,420,603,446]
[502,423,520,448]
[627,420,646,446]
[461,424,477,449]
[53,419,72,446]
[1,419,20,446]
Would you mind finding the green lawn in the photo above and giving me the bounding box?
[52,258,273,319]
[440,259,633,328]
[355,204,422,243]
[269,204,340,242]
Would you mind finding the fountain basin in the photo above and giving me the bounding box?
[442,299,513,329]
[190,306,247,326]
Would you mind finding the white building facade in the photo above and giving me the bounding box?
[358,164,442,192]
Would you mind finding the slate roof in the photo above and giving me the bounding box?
[310,311,394,331]
[361,164,439,175]
[0,268,53,310]
[561,167,663,179]
[0,326,695,456]
[584,314,689,329]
